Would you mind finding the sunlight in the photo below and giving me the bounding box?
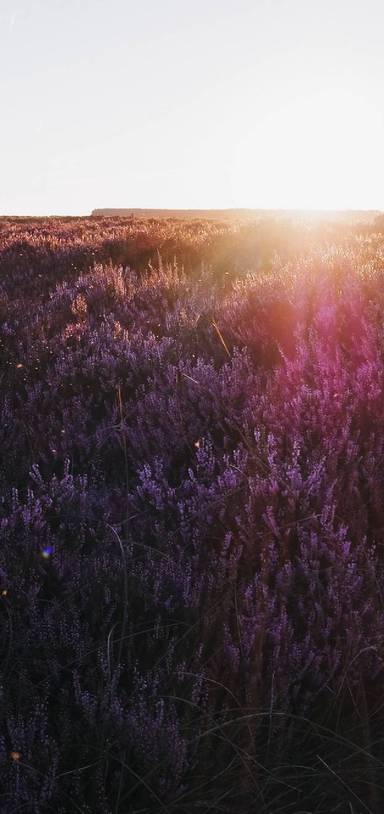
[230,89,384,211]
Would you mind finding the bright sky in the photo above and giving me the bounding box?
[1,0,384,215]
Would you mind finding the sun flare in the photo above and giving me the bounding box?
[230,88,384,211]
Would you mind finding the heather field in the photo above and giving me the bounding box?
[3,214,384,813]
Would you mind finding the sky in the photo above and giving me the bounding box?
[1,0,384,215]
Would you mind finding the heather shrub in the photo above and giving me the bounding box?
[1,216,384,812]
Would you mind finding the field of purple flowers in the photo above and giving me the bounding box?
[1,214,384,812]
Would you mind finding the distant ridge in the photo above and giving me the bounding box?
[91,208,380,223]
[91,208,266,220]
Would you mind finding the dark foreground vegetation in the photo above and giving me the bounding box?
[2,213,384,812]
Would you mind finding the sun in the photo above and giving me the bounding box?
[230,88,384,211]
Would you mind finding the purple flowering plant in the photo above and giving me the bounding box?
[1,214,384,811]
